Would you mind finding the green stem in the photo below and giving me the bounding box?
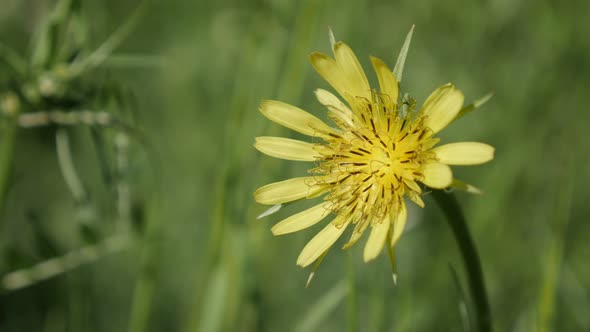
[432,190,493,332]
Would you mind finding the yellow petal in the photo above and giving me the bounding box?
[333,42,371,101]
[314,89,351,113]
[421,162,453,189]
[370,56,398,106]
[420,83,464,134]
[403,178,422,193]
[432,142,495,165]
[314,89,354,127]
[407,191,425,208]
[391,202,407,247]
[271,203,331,235]
[363,217,390,262]
[259,100,335,137]
[254,177,323,205]
[255,136,319,161]
[297,216,349,267]
[342,220,370,249]
[309,52,352,104]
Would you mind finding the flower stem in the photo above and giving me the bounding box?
[432,190,493,332]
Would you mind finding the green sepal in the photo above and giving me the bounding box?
[455,92,494,121]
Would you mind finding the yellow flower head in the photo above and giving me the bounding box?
[254,32,494,269]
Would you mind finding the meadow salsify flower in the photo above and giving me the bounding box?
[254,34,494,269]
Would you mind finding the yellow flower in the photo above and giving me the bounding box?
[254,37,494,268]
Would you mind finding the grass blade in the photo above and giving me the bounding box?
[295,280,347,332]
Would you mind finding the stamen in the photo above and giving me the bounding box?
[338,174,352,183]
[352,131,363,141]
[328,132,342,139]
[418,130,427,141]
[400,119,407,130]
[358,147,371,154]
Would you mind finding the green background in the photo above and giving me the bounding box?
[0,0,589,331]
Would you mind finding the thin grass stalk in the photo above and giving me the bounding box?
[127,196,162,332]
[55,129,87,202]
[274,0,323,103]
[185,16,268,332]
[127,132,164,332]
[368,267,385,332]
[295,280,347,332]
[204,23,260,281]
[432,190,493,332]
[115,132,132,228]
[233,1,325,328]
[346,251,358,332]
[128,277,156,332]
[537,159,575,331]
[249,0,324,270]
[0,101,19,218]
[1,233,131,292]
[197,1,326,328]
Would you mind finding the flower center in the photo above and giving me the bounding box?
[311,95,439,226]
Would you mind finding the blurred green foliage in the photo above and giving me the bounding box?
[0,0,589,331]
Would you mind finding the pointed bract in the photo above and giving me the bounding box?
[297,217,350,267]
[393,25,415,83]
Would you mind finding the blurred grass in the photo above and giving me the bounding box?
[0,0,589,331]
